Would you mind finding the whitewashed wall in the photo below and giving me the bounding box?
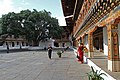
[103,27,108,56]
[0,41,28,50]
[39,39,55,49]
[84,35,89,49]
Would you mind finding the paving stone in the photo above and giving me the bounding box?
[0,51,91,80]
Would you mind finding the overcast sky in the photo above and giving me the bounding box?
[0,0,66,26]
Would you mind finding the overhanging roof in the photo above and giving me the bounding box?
[61,0,84,33]
[61,0,76,17]
[73,0,84,21]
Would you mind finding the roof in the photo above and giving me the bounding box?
[61,0,84,33]
[61,0,76,17]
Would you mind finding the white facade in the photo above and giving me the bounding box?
[0,41,28,50]
[103,27,108,56]
[39,39,55,49]
[118,23,120,58]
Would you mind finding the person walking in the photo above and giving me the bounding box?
[6,42,9,53]
[77,43,87,63]
[47,45,52,59]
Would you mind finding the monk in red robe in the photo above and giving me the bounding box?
[77,43,86,63]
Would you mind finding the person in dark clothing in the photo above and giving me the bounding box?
[6,42,9,53]
[47,45,52,59]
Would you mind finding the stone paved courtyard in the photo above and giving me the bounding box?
[0,51,91,80]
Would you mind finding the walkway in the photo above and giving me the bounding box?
[0,50,91,80]
[86,52,120,80]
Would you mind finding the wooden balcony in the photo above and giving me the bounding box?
[74,0,120,38]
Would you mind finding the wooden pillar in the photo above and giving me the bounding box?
[107,24,120,72]
[99,35,103,52]
[81,35,85,44]
[73,40,78,47]
[88,32,94,58]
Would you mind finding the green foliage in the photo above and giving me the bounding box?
[0,9,63,46]
[87,66,107,80]
[57,51,63,58]
[0,18,2,34]
[1,12,24,36]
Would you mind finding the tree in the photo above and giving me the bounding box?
[0,9,64,46]
[1,12,23,37]
[0,18,2,34]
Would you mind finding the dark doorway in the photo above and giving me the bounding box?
[93,27,103,51]
[94,37,99,50]
[54,42,59,47]
[62,43,65,47]
[12,42,14,47]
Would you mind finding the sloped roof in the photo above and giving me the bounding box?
[61,0,84,33]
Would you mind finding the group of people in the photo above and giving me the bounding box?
[47,43,87,64]
[47,45,69,59]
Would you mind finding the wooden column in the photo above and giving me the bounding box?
[73,40,78,47]
[81,35,85,44]
[99,35,103,52]
[107,24,120,72]
[88,32,94,58]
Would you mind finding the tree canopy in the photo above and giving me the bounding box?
[0,9,64,46]
[0,18,2,34]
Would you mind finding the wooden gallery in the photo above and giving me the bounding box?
[61,0,120,72]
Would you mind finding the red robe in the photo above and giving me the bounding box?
[77,46,84,62]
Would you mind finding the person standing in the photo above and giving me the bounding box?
[77,43,87,63]
[6,42,9,53]
[47,45,52,59]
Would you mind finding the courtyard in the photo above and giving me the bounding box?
[0,50,90,80]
